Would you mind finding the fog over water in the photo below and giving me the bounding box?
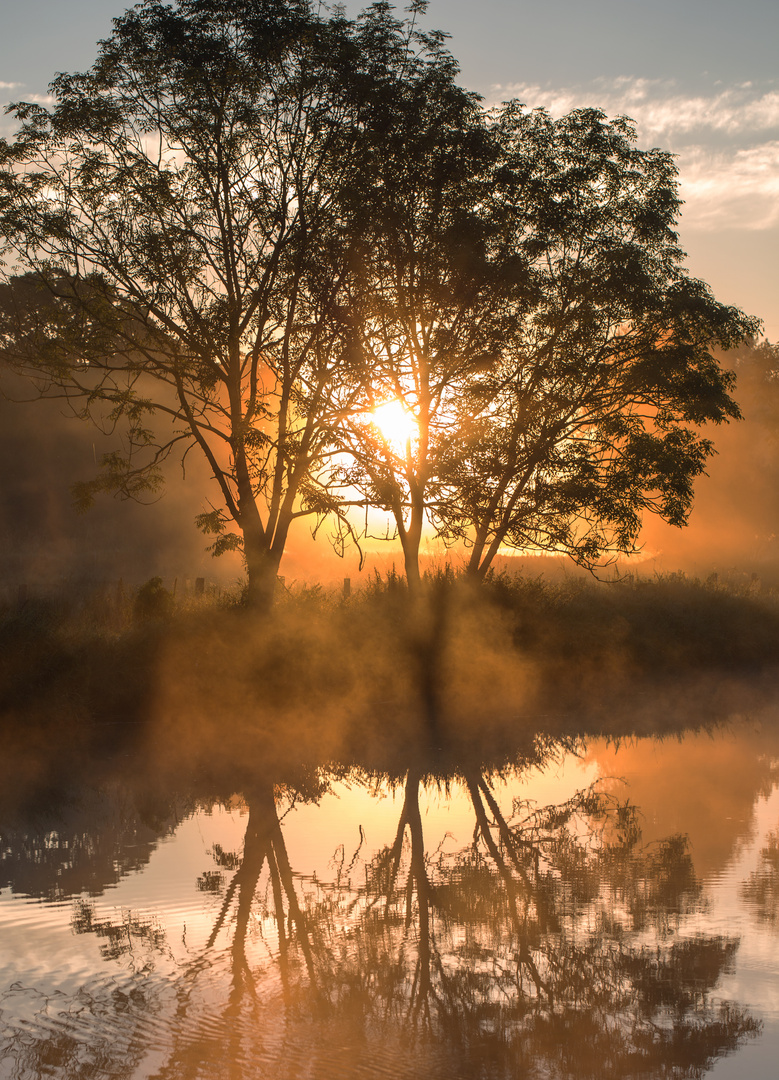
[0,5,776,1077]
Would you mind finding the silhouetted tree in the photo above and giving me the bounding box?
[2,0,757,597]
[447,106,759,576]
[322,60,501,589]
[329,103,758,584]
[0,0,461,608]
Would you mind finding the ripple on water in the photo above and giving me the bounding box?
[2,734,779,1079]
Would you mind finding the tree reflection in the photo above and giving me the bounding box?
[742,827,779,928]
[0,980,154,1080]
[0,782,184,899]
[0,763,762,1079]
[142,780,330,1080]
[319,764,759,1078]
[72,900,168,963]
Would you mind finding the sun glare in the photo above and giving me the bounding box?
[371,399,418,450]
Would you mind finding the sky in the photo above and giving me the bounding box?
[0,0,777,338]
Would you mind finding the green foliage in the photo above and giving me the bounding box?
[195,508,244,557]
[320,94,757,585]
[440,107,758,577]
[72,450,164,512]
[0,0,464,606]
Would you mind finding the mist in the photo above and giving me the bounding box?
[2,342,777,600]
[638,341,779,583]
[1,1,777,1074]
[0,373,244,601]
[3,344,779,1080]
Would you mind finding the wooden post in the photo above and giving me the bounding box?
[195,577,205,596]
[343,577,351,599]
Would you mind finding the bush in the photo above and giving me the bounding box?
[133,577,174,621]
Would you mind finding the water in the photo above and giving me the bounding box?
[2,723,779,1078]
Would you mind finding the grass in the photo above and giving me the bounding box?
[2,568,779,800]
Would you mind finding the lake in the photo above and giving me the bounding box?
[2,716,779,1078]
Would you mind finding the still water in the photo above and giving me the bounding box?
[2,722,779,1079]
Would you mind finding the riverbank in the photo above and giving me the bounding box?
[2,571,779,785]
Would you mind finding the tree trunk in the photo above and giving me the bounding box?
[465,536,489,579]
[243,535,281,612]
[400,490,425,594]
[235,445,293,612]
[465,553,492,581]
[402,536,422,593]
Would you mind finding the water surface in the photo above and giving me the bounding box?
[2,722,779,1078]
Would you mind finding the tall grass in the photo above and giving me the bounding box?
[2,569,779,791]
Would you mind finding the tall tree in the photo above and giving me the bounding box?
[330,102,758,585]
[322,53,508,590]
[445,105,760,577]
[0,0,451,608]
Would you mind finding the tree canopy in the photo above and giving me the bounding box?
[0,0,760,600]
[445,105,759,577]
[0,0,462,606]
[325,101,759,584]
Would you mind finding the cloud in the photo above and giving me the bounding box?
[619,88,779,142]
[0,82,22,90]
[680,142,779,230]
[0,92,56,141]
[486,77,779,233]
[489,77,779,141]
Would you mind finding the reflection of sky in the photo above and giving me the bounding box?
[0,0,776,337]
[0,749,632,999]
[586,725,779,878]
[0,808,244,994]
[698,782,779,1079]
[2,728,779,1073]
[281,755,599,884]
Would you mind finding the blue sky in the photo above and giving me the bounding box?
[2,0,777,337]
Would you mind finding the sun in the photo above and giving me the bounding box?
[371,399,418,451]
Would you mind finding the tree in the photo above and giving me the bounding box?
[0,0,454,608]
[0,3,759,602]
[445,105,761,577]
[323,60,511,590]
[329,102,759,585]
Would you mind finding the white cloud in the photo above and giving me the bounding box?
[0,82,22,90]
[486,77,779,233]
[680,142,779,230]
[489,78,779,141]
[625,89,779,141]
[0,93,56,140]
